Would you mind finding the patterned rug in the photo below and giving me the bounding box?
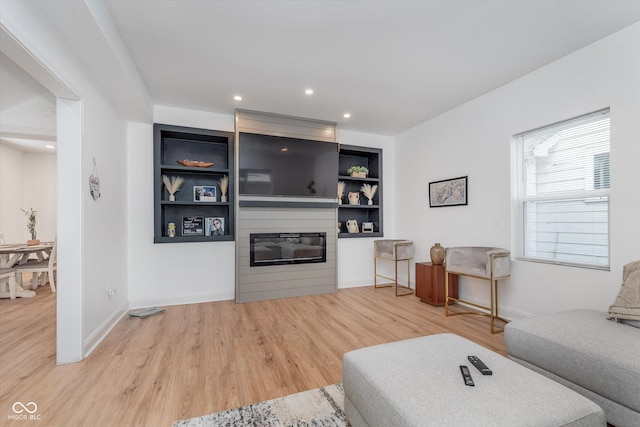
[173,383,347,427]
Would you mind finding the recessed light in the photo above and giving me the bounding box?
[305,89,314,95]
[281,148,289,152]
[343,113,351,118]
[45,145,56,149]
[233,95,242,101]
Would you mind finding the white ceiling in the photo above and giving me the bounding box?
[4,1,640,137]
[0,52,57,153]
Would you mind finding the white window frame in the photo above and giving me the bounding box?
[513,109,610,270]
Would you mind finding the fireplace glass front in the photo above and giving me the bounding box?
[250,232,326,267]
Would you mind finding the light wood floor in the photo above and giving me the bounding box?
[0,285,505,426]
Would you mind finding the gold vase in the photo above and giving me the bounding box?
[430,243,445,265]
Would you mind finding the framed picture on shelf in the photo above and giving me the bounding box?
[194,185,217,202]
[429,176,468,208]
[205,217,225,236]
[182,216,204,236]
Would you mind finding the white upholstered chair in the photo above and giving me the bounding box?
[445,246,510,334]
[16,239,57,293]
[374,239,414,296]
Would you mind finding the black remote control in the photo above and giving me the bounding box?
[460,365,474,386]
[468,356,492,375]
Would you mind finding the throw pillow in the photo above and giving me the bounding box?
[607,261,640,328]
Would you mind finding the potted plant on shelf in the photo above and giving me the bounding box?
[162,175,184,201]
[347,166,369,178]
[22,207,39,245]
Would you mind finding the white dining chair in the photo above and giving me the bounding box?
[0,233,5,244]
[0,268,18,299]
[16,239,57,293]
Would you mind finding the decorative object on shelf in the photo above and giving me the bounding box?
[337,181,346,205]
[429,176,468,208]
[21,207,39,245]
[89,157,101,200]
[430,243,445,265]
[205,217,225,236]
[182,216,204,236]
[362,222,374,233]
[219,175,229,202]
[177,159,214,168]
[337,222,342,232]
[162,175,184,201]
[194,185,217,202]
[167,222,176,238]
[346,219,359,233]
[348,192,360,205]
[347,165,369,178]
[360,183,378,205]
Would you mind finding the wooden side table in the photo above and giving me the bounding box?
[415,262,458,306]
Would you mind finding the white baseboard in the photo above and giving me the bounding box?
[338,278,375,289]
[83,300,129,357]
[456,293,534,321]
[129,290,235,309]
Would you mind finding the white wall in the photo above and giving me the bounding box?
[336,130,396,288]
[394,23,640,319]
[0,144,57,243]
[127,106,236,308]
[1,0,139,359]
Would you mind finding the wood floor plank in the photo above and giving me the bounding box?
[0,285,505,426]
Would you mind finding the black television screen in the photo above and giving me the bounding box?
[239,132,338,198]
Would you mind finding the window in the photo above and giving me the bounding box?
[514,109,610,269]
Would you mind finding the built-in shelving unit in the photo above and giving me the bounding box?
[338,145,383,238]
[153,124,234,243]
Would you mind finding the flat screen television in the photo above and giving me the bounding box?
[239,132,338,198]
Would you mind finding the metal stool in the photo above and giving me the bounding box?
[374,239,414,296]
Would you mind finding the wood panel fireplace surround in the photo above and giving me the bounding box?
[235,110,339,303]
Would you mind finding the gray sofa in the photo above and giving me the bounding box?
[505,309,640,427]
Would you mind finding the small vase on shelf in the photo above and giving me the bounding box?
[169,195,176,201]
[430,243,445,265]
[221,195,227,203]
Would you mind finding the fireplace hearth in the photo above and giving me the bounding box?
[250,232,326,267]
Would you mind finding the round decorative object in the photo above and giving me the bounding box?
[430,243,445,265]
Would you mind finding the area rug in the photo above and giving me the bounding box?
[173,383,347,427]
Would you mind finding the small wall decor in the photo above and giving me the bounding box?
[347,165,368,178]
[429,176,468,207]
[360,183,378,205]
[337,181,346,205]
[362,222,374,233]
[205,217,225,236]
[90,157,101,200]
[348,192,360,205]
[182,216,204,236]
[219,175,229,202]
[194,185,216,202]
[162,175,184,201]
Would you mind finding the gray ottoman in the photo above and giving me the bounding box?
[342,333,605,427]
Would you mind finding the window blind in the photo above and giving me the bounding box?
[514,109,610,269]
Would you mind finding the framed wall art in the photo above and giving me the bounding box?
[429,176,468,207]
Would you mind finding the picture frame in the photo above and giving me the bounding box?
[193,185,217,202]
[205,217,225,236]
[182,216,204,236]
[362,222,374,233]
[429,176,468,208]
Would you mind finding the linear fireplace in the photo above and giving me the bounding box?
[250,232,326,267]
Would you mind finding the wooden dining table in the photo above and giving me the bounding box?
[0,242,54,298]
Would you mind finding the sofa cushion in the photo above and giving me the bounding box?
[505,309,640,413]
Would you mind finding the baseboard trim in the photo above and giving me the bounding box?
[129,290,235,309]
[83,300,129,357]
[456,294,533,321]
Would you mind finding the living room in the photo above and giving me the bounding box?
[1,1,639,425]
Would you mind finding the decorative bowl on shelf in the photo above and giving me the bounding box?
[177,159,214,168]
